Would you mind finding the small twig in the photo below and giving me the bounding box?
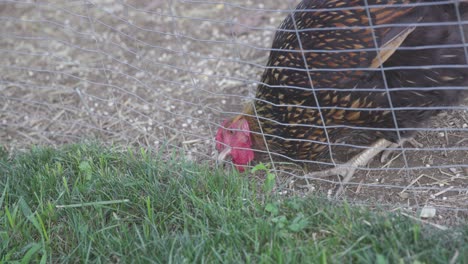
[75,88,105,138]
[400,174,425,194]
[355,180,363,194]
[381,152,403,168]
[41,110,66,130]
[438,168,456,178]
[444,129,450,145]
[182,139,202,144]
[433,186,454,197]
[56,199,130,208]
[455,138,468,145]
[400,212,448,230]
[449,250,459,264]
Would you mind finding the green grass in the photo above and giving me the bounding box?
[0,144,466,263]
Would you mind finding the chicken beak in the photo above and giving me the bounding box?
[217,146,232,161]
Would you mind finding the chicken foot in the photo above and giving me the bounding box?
[303,138,393,197]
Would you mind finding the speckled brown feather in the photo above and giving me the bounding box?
[242,0,468,162]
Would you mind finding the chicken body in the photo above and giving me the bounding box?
[216,0,468,173]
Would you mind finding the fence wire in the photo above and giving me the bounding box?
[0,0,467,214]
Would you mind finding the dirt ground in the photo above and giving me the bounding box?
[1,1,467,225]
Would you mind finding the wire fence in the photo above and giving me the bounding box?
[1,0,467,215]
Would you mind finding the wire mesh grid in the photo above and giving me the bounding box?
[0,0,467,218]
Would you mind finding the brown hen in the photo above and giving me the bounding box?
[216,0,468,193]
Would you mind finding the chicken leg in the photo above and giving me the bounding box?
[303,138,393,197]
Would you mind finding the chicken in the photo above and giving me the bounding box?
[216,0,468,192]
